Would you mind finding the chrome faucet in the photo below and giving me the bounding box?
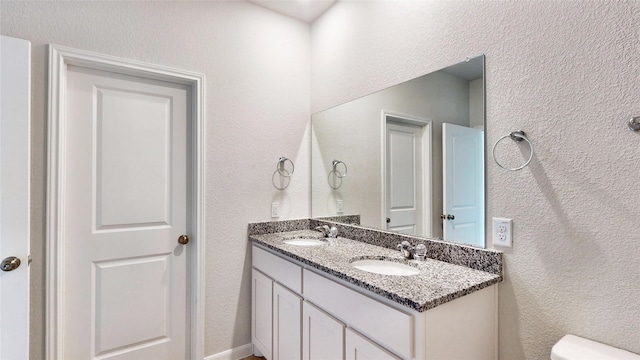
[397,241,415,259]
[315,225,338,238]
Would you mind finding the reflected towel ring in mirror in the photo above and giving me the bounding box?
[277,156,295,177]
[492,130,534,171]
[332,160,348,178]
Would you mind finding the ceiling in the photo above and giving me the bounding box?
[248,0,338,23]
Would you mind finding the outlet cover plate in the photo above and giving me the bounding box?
[492,217,512,247]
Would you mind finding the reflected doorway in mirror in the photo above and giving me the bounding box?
[442,123,484,247]
[383,112,432,237]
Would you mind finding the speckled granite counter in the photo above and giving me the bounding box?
[250,227,502,313]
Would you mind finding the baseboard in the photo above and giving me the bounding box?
[204,343,254,360]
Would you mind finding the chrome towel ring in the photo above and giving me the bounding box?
[273,157,294,190]
[492,131,534,171]
[331,160,348,178]
[328,160,347,189]
[276,156,295,177]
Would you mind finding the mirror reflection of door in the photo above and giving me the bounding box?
[442,123,484,247]
[384,113,432,236]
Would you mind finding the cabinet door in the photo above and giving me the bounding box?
[273,283,302,360]
[303,302,345,360]
[252,269,273,359]
[346,328,401,360]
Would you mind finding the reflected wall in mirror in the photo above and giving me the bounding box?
[311,55,485,247]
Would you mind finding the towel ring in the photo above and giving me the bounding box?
[276,157,294,177]
[492,131,534,171]
[332,160,348,179]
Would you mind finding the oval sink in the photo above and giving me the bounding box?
[283,238,326,246]
[351,259,420,276]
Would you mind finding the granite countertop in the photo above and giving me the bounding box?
[250,229,501,312]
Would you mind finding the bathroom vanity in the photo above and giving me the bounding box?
[248,220,502,360]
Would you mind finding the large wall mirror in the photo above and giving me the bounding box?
[311,55,485,248]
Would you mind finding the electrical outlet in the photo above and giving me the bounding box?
[492,217,512,247]
[271,203,279,218]
[336,200,344,213]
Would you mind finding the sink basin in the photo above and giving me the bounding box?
[351,259,420,276]
[283,238,326,246]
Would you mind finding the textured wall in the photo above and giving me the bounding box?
[0,2,310,358]
[312,1,640,359]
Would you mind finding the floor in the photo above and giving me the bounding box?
[241,356,265,360]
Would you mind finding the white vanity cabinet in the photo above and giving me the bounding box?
[252,246,303,360]
[251,244,498,360]
[251,269,275,359]
[303,268,414,358]
[346,328,401,360]
[273,283,302,360]
[302,302,345,360]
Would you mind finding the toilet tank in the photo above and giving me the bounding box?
[552,335,640,360]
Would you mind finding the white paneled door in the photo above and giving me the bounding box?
[59,64,191,359]
[442,123,484,247]
[0,35,31,360]
[386,122,422,235]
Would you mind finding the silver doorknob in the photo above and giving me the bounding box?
[1,257,21,272]
[178,235,189,245]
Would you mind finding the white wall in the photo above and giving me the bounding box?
[0,2,310,358]
[312,1,640,359]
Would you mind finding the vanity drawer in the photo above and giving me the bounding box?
[303,269,414,359]
[252,245,302,294]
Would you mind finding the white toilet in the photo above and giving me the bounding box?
[552,335,640,360]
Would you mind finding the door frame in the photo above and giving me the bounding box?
[46,45,206,360]
[380,110,432,236]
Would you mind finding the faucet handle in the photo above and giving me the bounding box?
[397,241,414,259]
[414,244,427,261]
[315,225,334,237]
[328,226,338,238]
